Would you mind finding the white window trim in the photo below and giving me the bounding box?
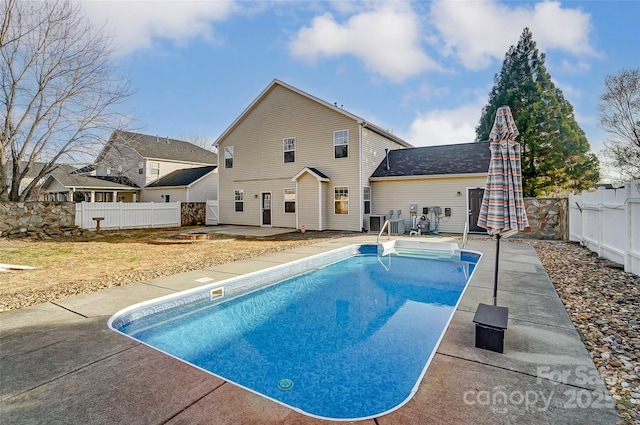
[334,186,349,215]
[225,146,234,169]
[150,162,159,175]
[363,186,371,215]
[234,189,244,212]
[284,188,295,213]
[333,129,349,159]
[283,137,296,164]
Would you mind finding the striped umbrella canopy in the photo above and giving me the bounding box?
[477,105,529,305]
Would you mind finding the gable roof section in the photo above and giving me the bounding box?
[291,167,330,182]
[42,172,139,191]
[370,141,491,179]
[145,166,217,188]
[214,79,412,148]
[102,131,218,164]
[8,161,76,179]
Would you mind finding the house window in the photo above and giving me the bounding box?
[284,188,295,213]
[225,146,234,169]
[334,186,349,214]
[283,137,295,163]
[95,192,113,202]
[334,130,349,158]
[363,186,371,214]
[150,162,159,175]
[138,161,144,174]
[234,189,244,212]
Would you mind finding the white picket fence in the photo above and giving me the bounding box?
[569,179,640,276]
[75,202,181,230]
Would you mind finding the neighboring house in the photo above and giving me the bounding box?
[40,170,140,202]
[214,79,413,232]
[144,165,217,202]
[369,142,491,234]
[40,131,218,203]
[95,130,218,190]
[6,161,75,200]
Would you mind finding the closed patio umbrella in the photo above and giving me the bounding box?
[477,105,529,306]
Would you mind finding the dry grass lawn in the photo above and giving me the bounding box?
[0,227,351,311]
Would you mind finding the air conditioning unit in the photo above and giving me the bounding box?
[389,219,405,235]
[369,214,387,232]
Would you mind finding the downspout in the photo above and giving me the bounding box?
[318,180,322,230]
[359,122,364,232]
[295,182,299,230]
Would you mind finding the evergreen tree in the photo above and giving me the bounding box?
[476,28,599,196]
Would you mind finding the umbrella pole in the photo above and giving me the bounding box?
[493,234,501,306]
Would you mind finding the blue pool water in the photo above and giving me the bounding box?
[111,244,480,420]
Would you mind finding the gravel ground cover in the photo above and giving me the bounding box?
[522,239,640,425]
[1,231,638,423]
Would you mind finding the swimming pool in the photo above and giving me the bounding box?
[109,240,481,421]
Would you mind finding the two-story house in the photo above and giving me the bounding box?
[40,131,218,202]
[214,79,412,232]
[96,130,218,190]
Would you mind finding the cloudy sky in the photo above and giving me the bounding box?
[80,0,639,155]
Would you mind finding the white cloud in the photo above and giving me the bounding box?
[289,2,440,82]
[401,82,450,106]
[430,0,597,70]
[402,102,484,147]
[78,0,237,55]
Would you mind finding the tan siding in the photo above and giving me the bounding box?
[371,176,487,234]
[217,84,362,230]
[297,174,320,230]
[361,128,410,230]
[361,128,407,181]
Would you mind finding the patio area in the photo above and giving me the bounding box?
[0,235,619,424]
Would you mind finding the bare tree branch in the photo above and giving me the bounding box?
[598,68,640,181]
[1,0,132,201]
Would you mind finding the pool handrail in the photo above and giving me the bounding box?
[377,219,391,243]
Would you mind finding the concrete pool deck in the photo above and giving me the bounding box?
[0,235,619,424]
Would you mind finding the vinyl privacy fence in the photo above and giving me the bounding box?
[75,202,181,230]
[569,179,640,276]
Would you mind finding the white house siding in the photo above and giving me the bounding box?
[189,172,218,202]
[141,172,217,203]
[217,84,362,231]
[361,128,410,230]
[370,175,487,234]
[42,178,67,193]
[142,188,185,203]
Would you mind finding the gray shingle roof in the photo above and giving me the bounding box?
[370,141,491,178]
[48,172,138,189]
[110,131,217,164]
[146,166,216,188]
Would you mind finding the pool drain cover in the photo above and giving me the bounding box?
[277,378,294,391]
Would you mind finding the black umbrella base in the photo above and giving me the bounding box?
[473,303,509,353]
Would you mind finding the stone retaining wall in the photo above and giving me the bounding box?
[181,202,206,226]
[2,198,569,240]
[0,202,89,239]
[519,197,568,240]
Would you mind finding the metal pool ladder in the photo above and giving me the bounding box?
[377,220,391,243]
